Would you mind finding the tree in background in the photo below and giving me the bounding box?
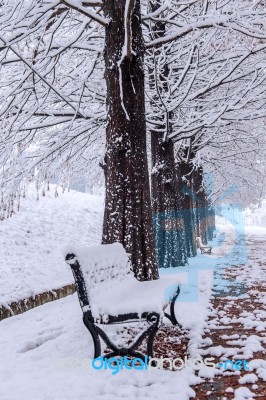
[145,0,265,252]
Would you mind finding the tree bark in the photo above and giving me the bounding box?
[151,134,188,268]
[102,0,158,280]
[177,161,197,257]
[192,166,208,245]
[206,203,215,241]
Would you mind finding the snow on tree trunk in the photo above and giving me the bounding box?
[151,134,187,268]
[177,161,197,257]
[192,166,208,245]
[102,0,158,280]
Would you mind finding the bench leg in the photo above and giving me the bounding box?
[201,247,212,255]
[83,313,101,358]
[86,313,160,361]
[147,318,159,358]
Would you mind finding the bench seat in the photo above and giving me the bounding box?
[82,275,181,323]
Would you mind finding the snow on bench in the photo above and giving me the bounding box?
[65,242,181,360]
[196,236,212,255]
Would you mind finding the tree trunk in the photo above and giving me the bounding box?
[206,203,215,241]
[192,166,208,245]
[102,0,158,280]
[151,134,188,268]
[177,161,197,257]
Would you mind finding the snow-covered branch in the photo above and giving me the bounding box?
[60,0,109,26]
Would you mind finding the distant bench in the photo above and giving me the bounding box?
[196,236,212,255]
[65,243,181,361]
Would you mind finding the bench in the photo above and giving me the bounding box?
[196,236,212,255]
[65,243,181,361]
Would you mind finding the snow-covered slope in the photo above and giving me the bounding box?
[0,186,104,306]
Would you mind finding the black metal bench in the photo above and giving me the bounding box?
[196,236,212,255]
[65,243,181,361]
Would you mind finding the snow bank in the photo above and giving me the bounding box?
[0,185,103,306]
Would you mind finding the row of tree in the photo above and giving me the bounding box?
[0,0,265,280]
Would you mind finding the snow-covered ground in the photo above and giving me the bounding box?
[0,188,218,399]
[0,190,265,399]
[0,185,103,306]
[193,230,266,399]
[3,228,264,400]
[0,273,213,400]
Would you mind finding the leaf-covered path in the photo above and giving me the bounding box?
[193,230,266,399]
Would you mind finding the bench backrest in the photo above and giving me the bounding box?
[65,243,133,312]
